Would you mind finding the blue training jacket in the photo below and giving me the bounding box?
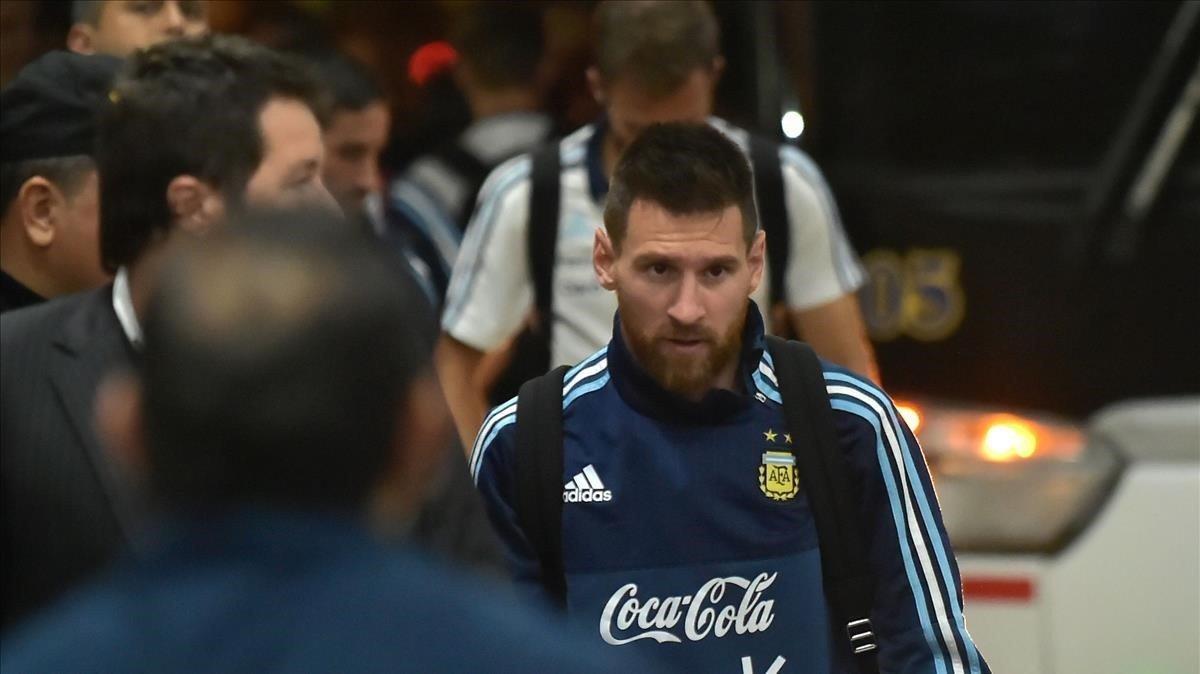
[472,303,989,674]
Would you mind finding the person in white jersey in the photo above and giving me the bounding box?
[437,0,878,448]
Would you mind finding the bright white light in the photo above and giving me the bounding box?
[781,110,805,139]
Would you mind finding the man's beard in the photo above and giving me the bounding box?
[620,303,747,400]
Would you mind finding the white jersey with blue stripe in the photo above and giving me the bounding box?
[471,304,988,674]
[442,117,865,369]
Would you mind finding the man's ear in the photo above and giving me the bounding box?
[66,23,98,54]
[594,226,618,291]
[586,67,606,105]
[710,56,727,86]
[747,229,766,295]
[95,371,147,481]
[17,177,64,248]
[166,176,224,235]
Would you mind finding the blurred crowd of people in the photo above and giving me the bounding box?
[0,2,969,673]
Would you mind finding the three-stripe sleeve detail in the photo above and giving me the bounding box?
[469,348,609,484]
[442,156,534,330]
[825,372,982,674]
[752,351,783,404]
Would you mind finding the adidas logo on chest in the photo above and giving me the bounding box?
[563,464,612,503]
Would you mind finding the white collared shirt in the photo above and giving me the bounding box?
[112,267,143,349]
[442,118,865,368]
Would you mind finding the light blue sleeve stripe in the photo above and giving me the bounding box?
[389,199,453,278]
[390,180,463,264]
[752,370,782,404]
[564,347,608,383]
[442,159,532,329]
[831,398,950,674]
[472,415,518,484]
[827,373,981,673]
[469,399,517,480]
[562,144,585,165]
[563,373,609,410]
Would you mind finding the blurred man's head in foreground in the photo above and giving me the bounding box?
[68,1,209,57]
[590,0,723,159]
[0,52,122,301]
[98,34,334,274]
[596,123,763,401]
[99,209,447,517]
[305,51,389,218]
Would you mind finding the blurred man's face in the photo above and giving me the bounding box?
[70,1,209,57]
[321,101,390,217]
[594,200,764,399]
[594,67,718,162]
[242,97,337,212]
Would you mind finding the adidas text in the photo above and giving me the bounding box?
[563,464,612,503]
[563,489,613,503]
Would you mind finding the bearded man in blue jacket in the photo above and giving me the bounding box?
[470,122,990,674]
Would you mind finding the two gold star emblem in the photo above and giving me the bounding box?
[762,429,792,444]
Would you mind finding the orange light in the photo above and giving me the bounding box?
[896,402,922,434]
[980,417,1038,462]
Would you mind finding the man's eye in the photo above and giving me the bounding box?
[180,1,206,19]
[706,266,729,279]
[288,174,317,190]
[649,263,669,276]
[129,1,160,16]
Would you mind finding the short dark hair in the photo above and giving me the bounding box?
[604,122,756,251]
[0,155,95,219]
[299,48,384,113]
[451,2,544,90]
[97,34,326,273]
[593,0,720,97]
[141,208,436,512]
[71,0,103,25]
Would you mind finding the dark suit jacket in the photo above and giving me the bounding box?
[1,285,140,630]
[1,279,505,630]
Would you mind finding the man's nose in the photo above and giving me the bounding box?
[666,274,706,326]
[309,178,343,217]
[160,1,187,35]
[357,160,382,195]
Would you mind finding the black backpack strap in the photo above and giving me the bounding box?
[513,364,570,609]
[528,143,561,324]
[766,336,878,673]
[750,136,789,307]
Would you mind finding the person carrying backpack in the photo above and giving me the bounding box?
[437,0,877,451]
[469,123,989,674]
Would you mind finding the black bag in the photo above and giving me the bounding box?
[511,337,879,673]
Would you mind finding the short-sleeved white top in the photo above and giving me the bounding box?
[441,118,864,368]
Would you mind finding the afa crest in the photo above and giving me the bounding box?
[759,429,799,501]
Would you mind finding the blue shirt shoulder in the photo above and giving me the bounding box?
[1,509,648,674]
